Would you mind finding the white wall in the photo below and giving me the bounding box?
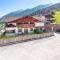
[22,28,31,33]
[6,27,34,34]
[21,28,34,33]
[5,27,18,33]
[22,28,24,33]
[35,22,44,27]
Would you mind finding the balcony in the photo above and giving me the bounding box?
[17,24,35,28]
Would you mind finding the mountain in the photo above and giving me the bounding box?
[0,4,51,21]
[0,9,24,21]
[31,3,60,16]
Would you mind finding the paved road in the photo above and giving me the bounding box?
[0,33,60,60]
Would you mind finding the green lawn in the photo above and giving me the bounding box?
[0,36,16,39]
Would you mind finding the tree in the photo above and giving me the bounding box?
[51,10,60,24]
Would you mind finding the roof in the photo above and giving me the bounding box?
[33,16,46,22]
[1,16,18,22]
[11,16,40,23]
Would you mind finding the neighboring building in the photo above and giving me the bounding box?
[0,16,18,35]
[1,16,18,22]
[3,16,45,35]
[33,16,53,32]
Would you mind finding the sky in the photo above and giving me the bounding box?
[0,0,60,17]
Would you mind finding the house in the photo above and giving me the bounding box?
[1,16,18,22]
[3,16,45,35]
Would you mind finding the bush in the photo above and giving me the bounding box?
[2,32,6,36]
[34,29,43,34]
[43,29,46,32]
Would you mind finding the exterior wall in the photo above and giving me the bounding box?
[6,27,18,31]
[15,27,18,33]
[44,24,60,32]
[28,28,34,33]
[5,27,18,34]
[51,24,60,31]
[21,28,34,33]
[35,22,44,27]
[28,28,30,33]
[5,27,34,35]
[22,28,24,33]
[18,28,26,34]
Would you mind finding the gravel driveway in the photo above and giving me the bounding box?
[0,33,60,60]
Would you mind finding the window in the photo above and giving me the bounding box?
[30,22,33,24]
[18,29,22,32]
[24,29,28,33]
[30,28,33,31]
[6,30,15,33]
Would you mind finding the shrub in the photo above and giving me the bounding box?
[34,29,43,34]
[43,29,46,32]
[2,32,6,36]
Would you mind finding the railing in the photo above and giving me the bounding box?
[0,32,54,46]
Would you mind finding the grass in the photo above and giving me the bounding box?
[0,35,16,39]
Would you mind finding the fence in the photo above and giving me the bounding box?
[0,32,54,46]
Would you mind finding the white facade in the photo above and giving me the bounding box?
[35,22,44,27]
[5,27,18,34]
[5,27,34,35]
[6,27,18,33]
[20,28,34,33]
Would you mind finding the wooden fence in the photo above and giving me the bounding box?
[0,32,54,46]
